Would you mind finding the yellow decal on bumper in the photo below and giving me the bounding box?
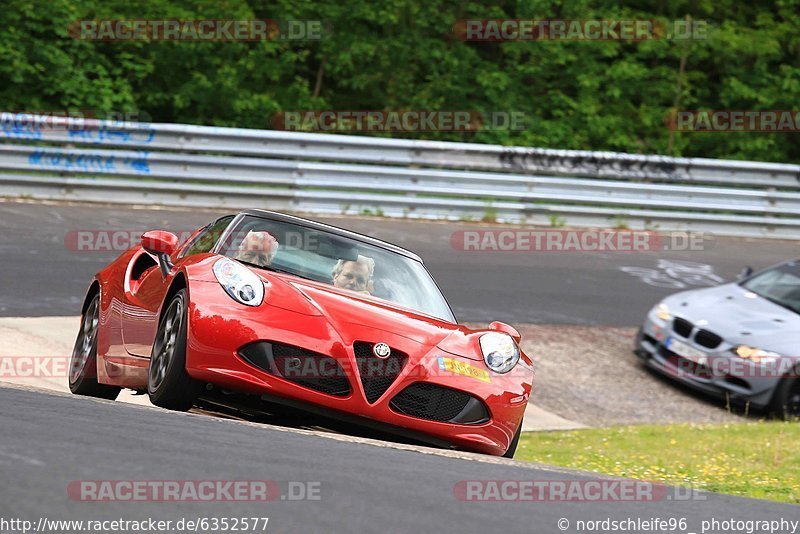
[438,356,491,383]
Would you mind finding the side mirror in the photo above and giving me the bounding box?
[738,266,753,280]
[141,231,179,278]
[488,321,521,343]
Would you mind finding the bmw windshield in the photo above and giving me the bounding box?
[216,215,456,322]
[741,260,800,315]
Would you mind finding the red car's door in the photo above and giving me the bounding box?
[121,216,235,358]
[121,250,169,357]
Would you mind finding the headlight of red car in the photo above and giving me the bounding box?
[479,332,520,374]
[213,257,265,306]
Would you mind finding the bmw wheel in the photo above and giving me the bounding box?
[772,376,800,421]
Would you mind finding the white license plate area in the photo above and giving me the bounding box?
[666,337,708,365]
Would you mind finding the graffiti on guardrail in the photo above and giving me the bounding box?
[1,123,44,141]
[27,150,151,174]
[1,123,155,144]
[2,125,156,144]
[67,124,155,145]
[619,259,724,288]
[0,111,155,144]
[498,149,682,180]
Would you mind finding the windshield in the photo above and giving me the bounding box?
[741,261,800,314]
[217,215,455,322]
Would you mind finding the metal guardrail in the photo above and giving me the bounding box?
[2,113,800,238]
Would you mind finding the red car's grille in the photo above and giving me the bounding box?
[390,382,489,424]
[353,341,407,404]
[238,341,351,397]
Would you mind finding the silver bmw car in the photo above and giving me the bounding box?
[635,259,800,419]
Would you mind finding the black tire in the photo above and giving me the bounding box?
[771,376,800,421]
[503,420,523,458]
[68,294,121,400]
[148,289,201,411]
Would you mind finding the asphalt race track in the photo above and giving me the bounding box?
[0,201,795,324]
[2,200,799,532]
[2,386,798,534]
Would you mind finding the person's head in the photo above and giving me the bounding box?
[234,230,279,266]
[332,255,375,293]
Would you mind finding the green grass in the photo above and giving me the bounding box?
[516,422,800,504]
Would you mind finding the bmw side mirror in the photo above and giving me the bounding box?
[488,321,521,343]
[142,231,179,279]
[738,266,753,280]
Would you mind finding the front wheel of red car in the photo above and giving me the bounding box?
[68,294,121,400]
[503,421,522,458]
[148,289,201,411]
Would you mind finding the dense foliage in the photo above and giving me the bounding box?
[2,0,799,162]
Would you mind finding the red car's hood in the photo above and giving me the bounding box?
[260,272,483,359]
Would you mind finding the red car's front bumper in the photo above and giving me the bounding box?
[184,282,532,456]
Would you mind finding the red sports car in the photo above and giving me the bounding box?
[68,210,534,457]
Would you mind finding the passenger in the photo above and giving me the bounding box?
[331,255,375,295]
[234,230,279,266]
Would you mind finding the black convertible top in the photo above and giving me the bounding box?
[238,209,423,263]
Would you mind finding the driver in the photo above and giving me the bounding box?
[233,230,279,266]
[331,255,375,294]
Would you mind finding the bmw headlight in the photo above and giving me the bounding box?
[213,258,264,307]
[732,345,780,365]
[480,332,520,374]
[654,302,672,321]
